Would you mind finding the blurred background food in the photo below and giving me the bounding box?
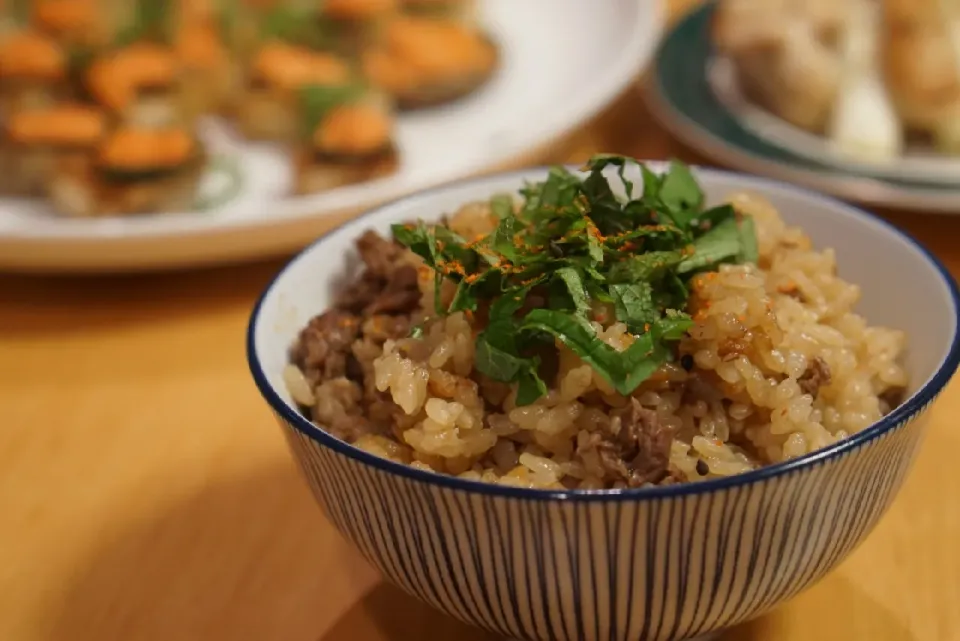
[0,0,656,272]
[712,0,960,162]
[0,0,496,217]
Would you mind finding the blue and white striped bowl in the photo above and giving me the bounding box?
[248,165,960,641]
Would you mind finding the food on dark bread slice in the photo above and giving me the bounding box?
[48,125,204,217]
[0,103,104,196]
[361,15,497,109]
[237,42,352,141]
[294,85,398,194]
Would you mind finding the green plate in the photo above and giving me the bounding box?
[645,1,960,213]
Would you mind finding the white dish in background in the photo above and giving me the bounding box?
[0,0,661,273]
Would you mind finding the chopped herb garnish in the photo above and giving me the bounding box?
[392,155,759,405]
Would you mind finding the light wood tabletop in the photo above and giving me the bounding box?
[2,2,959,640]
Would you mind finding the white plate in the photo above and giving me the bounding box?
[0,0,662,273]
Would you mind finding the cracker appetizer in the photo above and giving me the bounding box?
[85,41,189,127]
[361,15,497,109]
[881,0,960,152]
[238,41,352,141]
[175,17,243,116]
[294,84,398,193]
[0,103,105,196]
[49,125,205,217]
[0,29,70,113]
[33,0,112,50]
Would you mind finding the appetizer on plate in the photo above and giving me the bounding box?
[49,124,205,216]
[239,41,353,141]
[294,83,398,193]
[362,15,497,109]
[175,15,242,116]
[0,29,70,113]
[0,102,105,196]
[0,0,501,217]
[713,0,960,162]
[33,0,103,49]
[712,0,845,134]
[85,41,190,127]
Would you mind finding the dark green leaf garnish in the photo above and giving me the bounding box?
[659,159,703,225]
[553,267,591,319]
[391,155,759,405]
[677,218,742,274]
[738,216,760,264]
[490,194,515,219]
[609,282,656,333]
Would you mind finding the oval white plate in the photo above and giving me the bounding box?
[0,0,661,273]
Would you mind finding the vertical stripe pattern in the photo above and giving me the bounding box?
[278,401,933,641]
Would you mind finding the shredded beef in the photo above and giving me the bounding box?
[290,310,361,381]
[292,230,421,444]
[365,265,421,315]
[577,398,675,487]
[797,357,832,398]
[356,229,402,278]
[337,271,385,313]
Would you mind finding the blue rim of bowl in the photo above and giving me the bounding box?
[644,0,960,213]
[247,166,960,502]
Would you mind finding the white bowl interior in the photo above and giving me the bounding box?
[253,165,958,419]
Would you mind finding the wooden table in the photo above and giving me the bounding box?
[2,3,959,640]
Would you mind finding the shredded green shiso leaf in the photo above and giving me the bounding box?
[392,155,759,406]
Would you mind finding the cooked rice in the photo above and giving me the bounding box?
[287,192,908,490]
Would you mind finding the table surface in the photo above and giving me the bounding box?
[3,3,959,641]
